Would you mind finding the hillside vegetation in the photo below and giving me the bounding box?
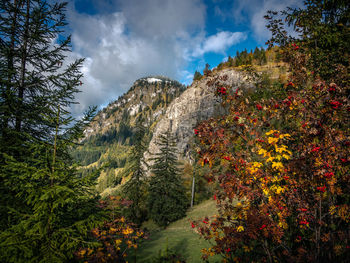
[71,76,186,196]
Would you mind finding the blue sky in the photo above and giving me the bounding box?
[66,0,302,116]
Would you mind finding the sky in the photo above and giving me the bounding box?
[65,0,302,117]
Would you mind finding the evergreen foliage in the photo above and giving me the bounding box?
[148,130,187,227]
[0,1,105,261]
[193,70,202,81]
[121,116,148,225]
[203,63,211,76]
[253,47,267,65]
[234,48,267,67]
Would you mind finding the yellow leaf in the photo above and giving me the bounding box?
[272,162,284,170]
[266,130,278,136]
[263,189,269,196]
[279,133,291,139]
[275,155,282,161]
[237,225,244,232]
[266,157,275,163]
[282,154,290,160]
[268,137,279,144]
[258,148,267,156]
[115,239,122,246]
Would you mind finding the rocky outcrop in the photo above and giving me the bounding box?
[146,68,256,163]
[81,76,185,142]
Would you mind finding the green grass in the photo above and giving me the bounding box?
[127,200,222,263]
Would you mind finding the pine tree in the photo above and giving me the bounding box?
[260,47,267,65]
[227,56,234,67]
[121,116,148,225]
[193,70,202,81]
[148,129,187,227]
[203,63,211,76]
[0,1,105,262]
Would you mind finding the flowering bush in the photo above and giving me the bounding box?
[193,69,349,262]
[193,2,349,261]
[75,196,145,262]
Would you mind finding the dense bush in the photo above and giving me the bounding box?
[193,1,349,262]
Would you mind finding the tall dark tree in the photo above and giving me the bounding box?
[203,63,211,76]
[193,70,202,81]
[121,116,148,225]
[148,129,187,227]
[0,1,105,262]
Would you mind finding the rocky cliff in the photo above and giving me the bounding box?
[146,68,256,163]
[82,76,185,142]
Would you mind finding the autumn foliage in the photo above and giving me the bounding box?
[193,2,349,262]
[75,196,145,263]
[194,66,349,262]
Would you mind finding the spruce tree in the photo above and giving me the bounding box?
[203,63,211,76]
[121,116,148,225]
[148,129,187,227]
[0,1,105,262]
[193,70,202,81]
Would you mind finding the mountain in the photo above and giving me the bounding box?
[71,76,186,196]
[82,76,185,142]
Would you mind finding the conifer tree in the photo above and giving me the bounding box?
[148,129,187,227]
[121,116,148,225]
[260,47,267,65]
[227,56,234,67]
[203,63,211,76]
[193,70,202,81]
[0,1,105,262]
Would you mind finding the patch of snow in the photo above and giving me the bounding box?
[127,94,135,102]
[147,77,162,83]
[129,103,141,116]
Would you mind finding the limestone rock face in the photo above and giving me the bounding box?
[146,68,255,163]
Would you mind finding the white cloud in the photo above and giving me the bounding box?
[213,0,303,43]
[67,0,207,117]
[116,0,206,38]
[193,31,246,57]
[247,0,303,41]
[67,0,302,117]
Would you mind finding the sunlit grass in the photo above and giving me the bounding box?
[127,199,222,263]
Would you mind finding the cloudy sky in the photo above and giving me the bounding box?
[66,0,302,117]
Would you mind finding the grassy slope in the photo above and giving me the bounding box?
[127,200,222,263]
